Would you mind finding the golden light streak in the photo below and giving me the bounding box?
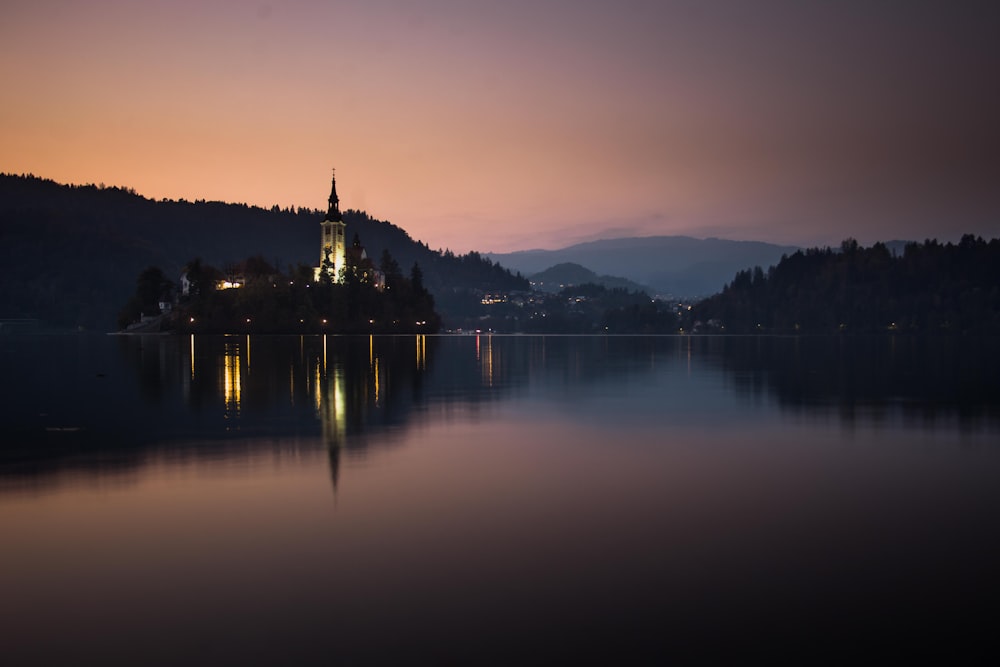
[223,342,241,415]
[333,366,346,432]
[415,334,426,370]
[318,363,347,447]
[314,361,322,414]
[482,334,494,387]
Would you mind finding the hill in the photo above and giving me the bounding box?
[528,262,648,294]
[488,236,799,298]
[0,174,526,330]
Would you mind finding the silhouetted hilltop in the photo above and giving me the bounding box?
[688,238,1000,333]
[0,174,527,330]
[529,262,648,294]
[488,236,798,297]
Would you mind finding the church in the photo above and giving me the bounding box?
[313,171,385,290]
[313,171,347,283]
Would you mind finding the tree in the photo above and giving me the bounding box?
[244,254,275,281]
[319,247,335,285]
[182,257,215,297]
[184,258,203,297]
[380,249,402,289]
[136,266,173,311]
[411,262,424,294]
[117,265,174,329]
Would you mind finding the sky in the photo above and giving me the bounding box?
[2,0,998,253]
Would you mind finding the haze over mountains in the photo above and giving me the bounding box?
[488,237,800,297]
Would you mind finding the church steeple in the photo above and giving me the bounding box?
[315,168,347,283]
[326,169,341,220]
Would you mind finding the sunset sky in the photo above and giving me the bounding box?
[3,0,998,252]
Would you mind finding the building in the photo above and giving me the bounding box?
[346,233,386,290]
[314,170,347,283]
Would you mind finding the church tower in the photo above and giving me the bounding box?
[315,170,347,283]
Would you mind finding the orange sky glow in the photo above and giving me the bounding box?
[2,0,998,252]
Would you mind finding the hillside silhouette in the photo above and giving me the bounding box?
[528,262,648,294]
[488,236,798,298]
[0,174,527,330]
[688,238,1000,334]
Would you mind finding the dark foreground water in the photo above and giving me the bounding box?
[2,334,1000,664]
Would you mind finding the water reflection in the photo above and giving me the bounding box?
[478,334,493,386]
[4,333,1000,662]
[699,335,1000,428]
[222,337,242,417]
[2,334,998,492]
[0,334,442,491]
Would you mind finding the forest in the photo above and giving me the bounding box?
[688,237,1000,334]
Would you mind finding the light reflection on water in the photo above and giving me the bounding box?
[1,334,1000,663]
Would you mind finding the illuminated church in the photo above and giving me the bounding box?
[314,171,347,282]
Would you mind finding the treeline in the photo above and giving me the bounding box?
[689,236,1000,333]
[120,249,440,334]
[0,174,526,330]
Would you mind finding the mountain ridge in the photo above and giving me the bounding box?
[488,235,800,297]
[528,262,648,294]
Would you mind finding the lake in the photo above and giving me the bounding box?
[2,333,1000,664]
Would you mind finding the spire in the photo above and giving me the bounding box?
[326,168,341,220]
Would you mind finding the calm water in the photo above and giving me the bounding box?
[2,334,1000,664]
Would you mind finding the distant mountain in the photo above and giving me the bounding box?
[0,174,526,330]
[529,263,648,294]
[489,236,800,298]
